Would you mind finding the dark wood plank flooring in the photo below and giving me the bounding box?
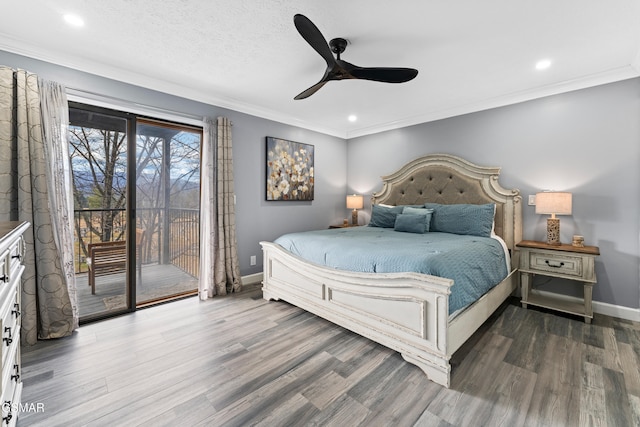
[19,286,640,426]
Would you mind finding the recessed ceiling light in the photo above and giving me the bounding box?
[63,14,85,27]
[535,59,551,70]
[348,115,357,122]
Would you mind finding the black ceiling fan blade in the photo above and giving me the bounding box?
[294,80,328,100]
[294,14,335,67]
[349,67,418,83]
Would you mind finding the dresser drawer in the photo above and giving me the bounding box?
[0,340,19,406]
[527,250,583,278]
[0,240,23,288]
[0,251,7,287]
[0,370,20,427]
[0,284,18,371]
[6,238,22,275]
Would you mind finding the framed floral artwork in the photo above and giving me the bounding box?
[266,137,314,201]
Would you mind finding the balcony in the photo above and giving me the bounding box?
[74,208,199,318]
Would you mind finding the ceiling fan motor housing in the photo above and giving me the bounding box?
[329,38,348,56]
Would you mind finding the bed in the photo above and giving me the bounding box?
[260,153,522,387]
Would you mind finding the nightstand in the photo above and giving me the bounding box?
[516,240,600,323]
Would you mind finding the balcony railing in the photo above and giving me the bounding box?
[74,208,199,279]
[168,209,200,279]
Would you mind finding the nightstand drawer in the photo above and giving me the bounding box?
[528,251,583,278]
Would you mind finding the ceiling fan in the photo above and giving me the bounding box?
[293,14,419,100]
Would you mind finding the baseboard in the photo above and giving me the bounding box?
[534,289,640,323]
[242,272,263,286]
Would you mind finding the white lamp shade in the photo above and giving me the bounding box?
[346,194,364,210]
[535,192,572,215]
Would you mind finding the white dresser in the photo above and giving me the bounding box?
[0,222,28,427]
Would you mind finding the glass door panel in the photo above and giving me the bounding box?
[135,120,201,305]
[69,105,131,319]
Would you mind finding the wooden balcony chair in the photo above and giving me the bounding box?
[86,240,126,295]
[86,229,144,295]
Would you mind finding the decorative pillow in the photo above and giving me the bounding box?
[402,207,434,232]
[368,204,404,228]
[394,213,427,234]
[423,203,495,237]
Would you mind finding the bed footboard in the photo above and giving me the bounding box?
[260,241,455,387]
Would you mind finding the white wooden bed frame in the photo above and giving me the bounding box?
[260,154,522,387]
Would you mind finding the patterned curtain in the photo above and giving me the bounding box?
[39,78,79,331]
[199,117,242,299]
[0,66,78,344]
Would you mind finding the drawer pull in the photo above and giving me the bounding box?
[545,260,565,268]
[11,304,19,319]
[2,402,11,425]
[3,327,12,346]
[10,254,21,261]
[0,275,6,284]
[11,364,19,382]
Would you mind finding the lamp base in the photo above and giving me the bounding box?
[351,209,358,225]
[546,218,560,245]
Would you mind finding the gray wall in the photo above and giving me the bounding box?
[0,50,348,277]
[348,78,640,309]
[3,49,639,310]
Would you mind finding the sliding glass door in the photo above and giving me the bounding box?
[70,103,201,321]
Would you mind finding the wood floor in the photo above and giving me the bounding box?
[19,285,640,426]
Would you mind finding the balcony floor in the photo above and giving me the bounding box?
[76,263,198,318]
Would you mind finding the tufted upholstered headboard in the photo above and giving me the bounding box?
[371,154,522,264]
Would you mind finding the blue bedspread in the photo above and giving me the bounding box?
[274,227,509,314]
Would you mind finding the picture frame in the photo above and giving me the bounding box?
[266,136,314,201]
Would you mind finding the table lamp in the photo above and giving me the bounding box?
[346,194,364,225]
[535,191,572,245]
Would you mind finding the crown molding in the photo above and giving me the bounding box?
[2,36,638,141]
[0,36,347,138]
[345,64,640,139]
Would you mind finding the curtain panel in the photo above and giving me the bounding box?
[0,66,78,344]
[199,117,242,299]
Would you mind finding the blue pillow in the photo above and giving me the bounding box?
[402,207,434,232]
[394,213,427,234]
[369,204,404,228]
[423,203,495,237]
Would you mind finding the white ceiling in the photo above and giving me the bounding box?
[2,1,639,138]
